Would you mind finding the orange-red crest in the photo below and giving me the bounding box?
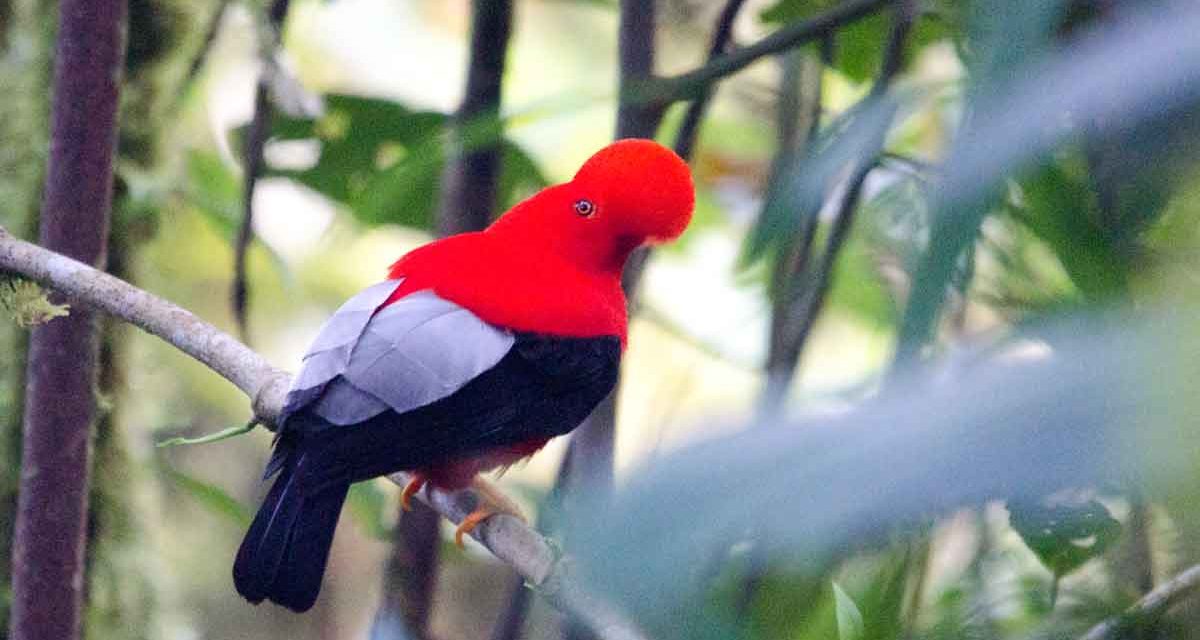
[572,138,695,244]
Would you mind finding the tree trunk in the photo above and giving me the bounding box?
[7,1,125,639]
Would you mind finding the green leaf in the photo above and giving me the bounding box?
[832,582,864,640]
[498,140,552,209]
[163,467,251,527]
[1007,497,1122,578]
[258,93,548,231]
[263,94,448,229]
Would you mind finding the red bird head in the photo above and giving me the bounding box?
[571,138,695,244]
[489,139,695,274]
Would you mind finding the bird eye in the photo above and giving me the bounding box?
[573,199,595,218]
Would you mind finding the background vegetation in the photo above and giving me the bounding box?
[3,0,1200,639]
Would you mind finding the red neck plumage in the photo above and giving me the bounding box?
[386,229,630,346]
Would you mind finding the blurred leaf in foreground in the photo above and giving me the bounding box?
[570,310,1200,639]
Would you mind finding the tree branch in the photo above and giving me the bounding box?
[638,0,891,106]
[768,0,913,383]
[1079,564,1200,640]
[0,225,650,640]
[178,0,231,100]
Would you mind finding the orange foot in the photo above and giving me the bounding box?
[453,477,528,548]
[400,473,427,511]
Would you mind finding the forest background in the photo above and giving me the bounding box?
[3,1,1200,640]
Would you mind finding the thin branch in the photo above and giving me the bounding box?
[639,0,891,106]
[232,0,290,342]
[768,0,914,393]
[178,0,230,97]
[0,227,290,421]
[671,0,751,161]
[1079,564,1200,640]
[489,450,573,640]
[0,224,649,640]
[233,80,271,341]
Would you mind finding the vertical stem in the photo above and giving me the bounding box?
[0,0,55,633]
[231,0,290,342]
[8,0,126,638]
[378,2,513,638]
[437,0,512,236]
[615,0,659,141]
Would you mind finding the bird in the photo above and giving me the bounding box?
[232,138,695,612]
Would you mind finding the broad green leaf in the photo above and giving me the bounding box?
[1007,497,1121,578]
[163,467,251,527]
[832,582,864,640]
[258,93,548,230]
[264,94,447,217]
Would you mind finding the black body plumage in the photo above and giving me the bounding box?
[233,331,620,612]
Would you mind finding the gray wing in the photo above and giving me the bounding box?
[282,280,516,426]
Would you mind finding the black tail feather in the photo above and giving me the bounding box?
[233,452,349,612]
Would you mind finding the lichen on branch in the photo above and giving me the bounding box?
[0,275,70,327]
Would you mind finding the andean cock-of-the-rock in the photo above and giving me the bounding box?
[233,138,695,612]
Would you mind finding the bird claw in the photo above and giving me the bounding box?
[453,477,528,548]
[454,509,492,547]
[400,474,426,512]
